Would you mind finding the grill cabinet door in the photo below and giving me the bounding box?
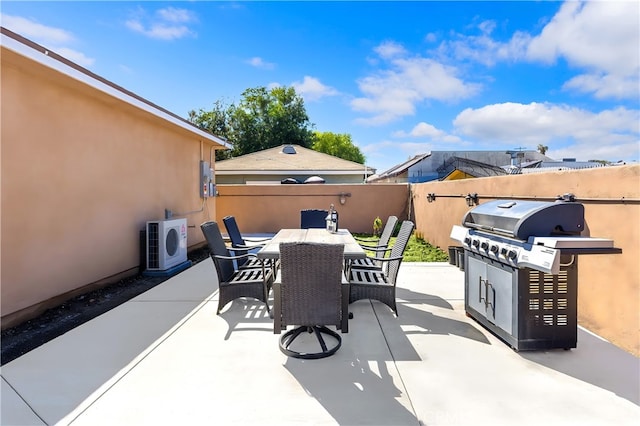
[485,263,514,334]
[466,255,486,316]
[466,254,514,335]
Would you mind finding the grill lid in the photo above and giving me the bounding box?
[462,199,584,240]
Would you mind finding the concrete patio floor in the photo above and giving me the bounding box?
[1,259,638,426]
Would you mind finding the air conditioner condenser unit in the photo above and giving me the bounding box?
[146,218,188,271]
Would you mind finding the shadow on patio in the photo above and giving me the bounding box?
[1,260,638,426]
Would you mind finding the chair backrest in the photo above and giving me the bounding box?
[222,216,252,269]
[222,216,246,247]
[200,221,236,282]
[375,215,399,259]
[279,242,344,326]
[385,220,415,284]
[300,209,328,229]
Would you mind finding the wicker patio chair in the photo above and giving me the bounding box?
[274,242,348,359]
[222,215,276,272]
[300,209,329,229]
[201,221,274,315]
[351,215,399,269]
[348,220,415,316]
[223,215,272,249]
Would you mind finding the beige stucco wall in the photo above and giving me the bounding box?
[411,165,640,356]
[214,184,410,235]
[1,47,220,326]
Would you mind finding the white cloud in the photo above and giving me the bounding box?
[374,41,407,59]
[1,14,95,67]
[424,32,438,43]
[434,20,531,67]
[291,76,338,102]
[1,14,74,44]
[430,1,639,101]
[126,7,196,40]
[246,56,275,70]
[526,1,639,100]
[157,7,197,24]
[563,73,639,100]
[352,43,481,126]
[453,102,640,161]
[54,47,95,67]
[393,121,462,142]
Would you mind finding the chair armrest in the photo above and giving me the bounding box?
[243,236,272,243]
[234,242,267,249]
[225,245,255,253]
[358,244,391,253]
[212,252,264,263]
[353,235,377,242]
[359,255,404,264]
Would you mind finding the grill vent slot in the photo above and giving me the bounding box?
[527,268,573,331]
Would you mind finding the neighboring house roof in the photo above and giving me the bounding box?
[0,27,231,149]
[370,153,431,181]
[215,144,375,176]
[370,150,553,182]
[439,157,507,180]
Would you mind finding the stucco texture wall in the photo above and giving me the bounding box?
[214,184,410,235]
[411,165,640,356]
[1,47,218,325]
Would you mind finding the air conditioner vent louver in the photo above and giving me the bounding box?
[146,219,187,271]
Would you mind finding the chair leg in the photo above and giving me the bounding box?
[279,326,342,359]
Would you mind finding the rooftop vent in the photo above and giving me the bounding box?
[282,145,296,154]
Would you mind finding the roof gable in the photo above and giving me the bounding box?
[216,144,374,175]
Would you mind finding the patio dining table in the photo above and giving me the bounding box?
[256,228,367,261]
[257,228,365,333]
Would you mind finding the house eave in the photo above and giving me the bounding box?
[0,27,231,149]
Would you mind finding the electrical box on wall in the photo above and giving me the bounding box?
[200,160,214,198]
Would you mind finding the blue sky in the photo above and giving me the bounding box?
[2,1,639,173]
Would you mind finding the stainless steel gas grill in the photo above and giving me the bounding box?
[450,198,621,351]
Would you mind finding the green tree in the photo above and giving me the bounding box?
[229,86,315,156]
[537,144,549,155]
[312,131,365,164]
[188,100,234,161]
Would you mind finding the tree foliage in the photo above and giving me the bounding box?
[188,100,233,160]
[311,131,365,164]
[189,86,315,158]
[189,87,368,164]
[537,144,549,155]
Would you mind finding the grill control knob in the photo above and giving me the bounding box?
[480,241,489,250]
[507,249,518,260]
[472,239,480,248]
[464,237,471,246]
[500,247,508,257]
[490,244,499,254]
